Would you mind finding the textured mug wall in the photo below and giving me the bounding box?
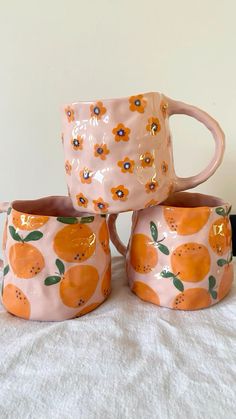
[0,0,235,255]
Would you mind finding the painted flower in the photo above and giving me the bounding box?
[94,144,110,160]
[65,106,75,123]
[111,185,129,201]
[140,152,154,168]
[76,193,88,208]
[65,160,72,175]
[112,123,130,142]
[145,199,159,208]
[90,101,107,119]
[145,180,159,193]
[161,161,168,174]
[93,198,109,213]
[117,157,135,173]
[160,100,168,118]
[129,94,147,113]
[146,117,161,135]
[80,168,93,184]
[71,135,83,151]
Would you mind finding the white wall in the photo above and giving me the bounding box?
[0,0,235,254]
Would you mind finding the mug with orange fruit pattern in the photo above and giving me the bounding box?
[0,196,111,321]
[108,192,234,310]
[62,92,225,214]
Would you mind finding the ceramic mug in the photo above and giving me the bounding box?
[108,192,233,310]
[62,92,225,214]
[0,196,111,321]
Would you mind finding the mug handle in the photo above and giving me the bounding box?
[166,97,225,191]
[0,202,10,270]
[108,214,127,257]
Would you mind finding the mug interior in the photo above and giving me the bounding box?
[12,196,92,217]
[161,192,228,209]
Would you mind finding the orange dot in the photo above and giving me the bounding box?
[163,207,210,235]
[9,243,45,278]
[132,281,160,305]
[76,302,102,317]
[130,234,158,274]
[2,284,31,319]
[54,224,96,263]
[12,210,49,231]
[99,220,110,255]
[2,219,8,251]
[172,288,211,310]
[60,265,99,308]
[218,263,234,300]
[209,218,231,256]
[171,242,210,282]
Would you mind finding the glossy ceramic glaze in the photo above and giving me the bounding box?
[109,192,233,310]
[62,92,225,214]
[0,197,111,321]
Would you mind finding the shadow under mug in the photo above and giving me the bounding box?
[108,192,234,310]
[0,196,111,321]
[62,92,225,214]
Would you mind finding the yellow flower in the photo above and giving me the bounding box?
[71,135,83,151]
[146,117,161,135]
[65,106,75,123]
[129,94,147,113]
[145,199,159,208]
[161,161,168,174]
[65,160,72,175]
[76,193,88,208]
[145,180,159,193]
[93,198,109,213]
[111,185,129,201]
[112,123,130,142]
[90,101,107,119]
[140,152,154,168]
[117,157,135,173]
[80,168,93,184]
[94,144,110,160]
[160,100,168,118]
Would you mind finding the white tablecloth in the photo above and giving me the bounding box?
[0,257,235,419]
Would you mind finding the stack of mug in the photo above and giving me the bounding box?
[0,92,233,321]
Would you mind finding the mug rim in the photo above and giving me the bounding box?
[11,196,103,219]
[158,191,230,210]
[64,91,159,107]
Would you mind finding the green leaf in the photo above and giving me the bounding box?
[210,290,217,300]
[173,278,184,292]
[3,265,9,276]
[57,217,78,224]
[217,259,227,267]
[24,231,43,242]
[158,243,170,255]
[215,207,226,217]
[80,216,95,224]
[44,276,61,286]
[150,221,158,242]
[7,207,12,215]
[9,226,22,242]
[161,270,174,278]
[208,275,216,290]
[56,259,65,275]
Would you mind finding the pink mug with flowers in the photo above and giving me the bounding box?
[62,92,225,214]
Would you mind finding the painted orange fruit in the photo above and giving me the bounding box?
[2,219,8,251]
[9,243,45,278]
[99,220,110,254]
[76,302,102,317]
[12,210,49,231]
[60,265,99,308]
[132,281,160,305]
[171,243,210,282]
[209,218,231,256]
[163,206,210,235]
[218,263,234,300]
[101,264,111,297]
[54,224,96,263]
[130,234,158,273]
[2,284,31,319]
[172,288,211,310]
